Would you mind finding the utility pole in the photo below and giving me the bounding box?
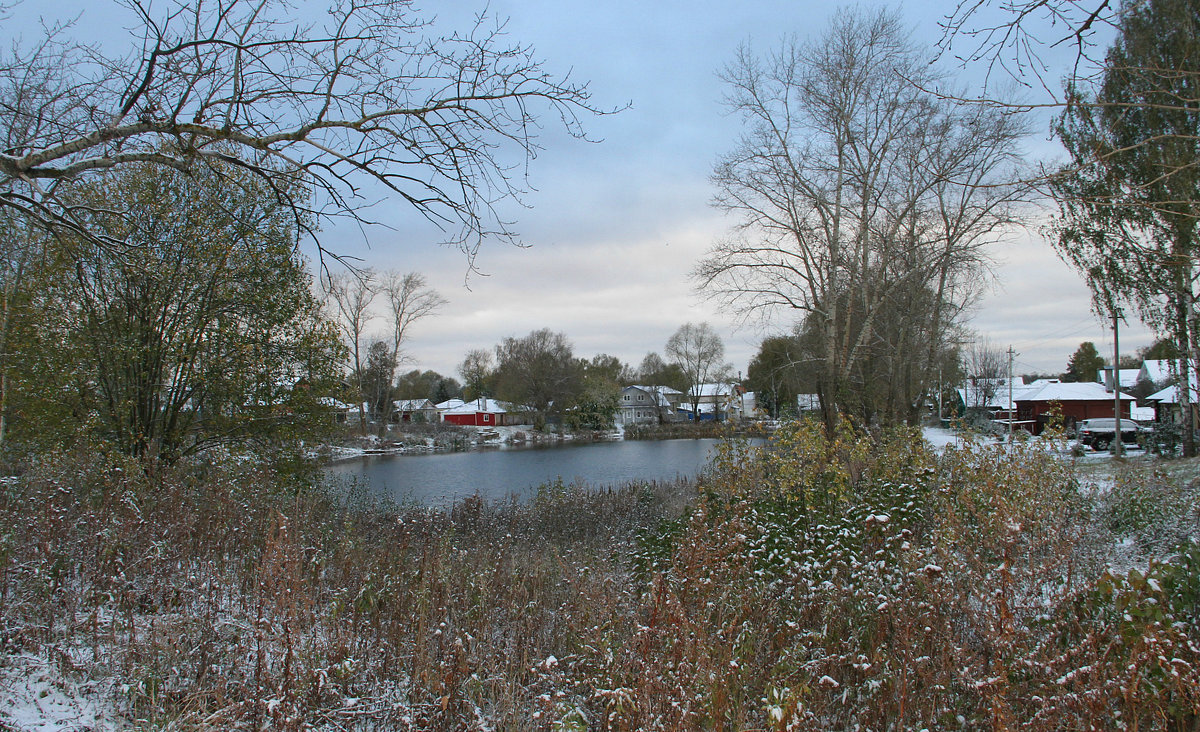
[1008,346,1015,441]
[1113,310,1123,457]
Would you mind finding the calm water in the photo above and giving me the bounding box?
[325,438,731,505]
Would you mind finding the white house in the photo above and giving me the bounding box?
[392,398,439,423]
[682,383,747,422]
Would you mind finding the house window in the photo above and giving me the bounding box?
[638,395,645,401]
[623,395,630,401]
[483,413,491,423]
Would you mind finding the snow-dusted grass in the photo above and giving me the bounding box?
[0,653,119,731]
[0,449,694,730]
[2,425,1199,729]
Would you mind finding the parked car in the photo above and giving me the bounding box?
[1075,418,1149,451]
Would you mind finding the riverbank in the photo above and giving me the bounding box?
[317,419,760,463]
[317,422,619,462]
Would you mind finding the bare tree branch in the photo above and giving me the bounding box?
[0,0,612,265]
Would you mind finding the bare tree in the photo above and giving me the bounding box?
[459,348,494,401]
[697,7,1027,429]
[938,0,1117,95]
[492,328,578,422]
[376,271,445,429]
[0,0,606,262]
[965,339,1008,410]
[322,269,377,433]
[665,322,729,421]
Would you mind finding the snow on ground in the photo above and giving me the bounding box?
[0,653,120,731]
[921,426,963,450]
[922,425,1149,461]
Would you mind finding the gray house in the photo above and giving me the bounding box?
[616,385,682,426]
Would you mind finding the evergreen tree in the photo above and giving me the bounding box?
[1064,342,1105,383]
[1050,0,1200,454]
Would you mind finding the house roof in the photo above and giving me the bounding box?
[627,384,682,396]
[622,385,676,408]
[689,382,740,398]
[1095,367,1141,389]
[393,398,435,411]
[1140,359,1173,385]
[1146,382,1200,404]
[1015,381,1134,403]
[959,378,1041,411]
[443,397,508,415]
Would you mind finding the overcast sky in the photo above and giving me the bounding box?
[11,0,1156,380]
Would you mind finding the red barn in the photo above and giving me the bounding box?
[1013,381,1133,434]
[442,397,511,427]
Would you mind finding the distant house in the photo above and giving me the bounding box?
[682,383,747,422]
[392,398,438,423]
[956,377,1025,417]
[1139,359,1174,387]
[677,402,719,422]
[617,385,682,426]
[1013,381,1134,434]
[1146,381,1200,424]
[740,391,770,420]
[796,393,822,414]
[442,397,520,427]
[1096,367,1142,391]
[434,398,465,419]
[318,397,372,425]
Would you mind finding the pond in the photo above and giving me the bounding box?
[324,438,735,506]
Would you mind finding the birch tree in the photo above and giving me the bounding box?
[665,322,730,420]
[1049,0,1200,455]
[376,271,445,429]
[322,270,377,433]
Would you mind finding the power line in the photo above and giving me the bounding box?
[1008,314,1104,353]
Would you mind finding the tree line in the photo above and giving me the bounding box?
[321,306,736,432]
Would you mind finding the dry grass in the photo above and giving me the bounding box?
[2,426,1199,730]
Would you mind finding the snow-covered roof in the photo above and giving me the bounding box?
[1015,381,1134,403]
[443,397,509,415]
[622,385,675,408]
[435,398,466,410]
[689,382,739,398]
[1139,360,1173,385]
[628,384,682,395]
[393,398,435,411]
[1146,381,1200,405]
[1096,368,1141,389]
[959,378,1036,411]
